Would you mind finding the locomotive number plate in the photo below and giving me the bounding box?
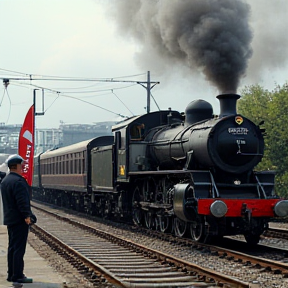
[228,127,248,135]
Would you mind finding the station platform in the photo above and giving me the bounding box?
[0,225,65,288]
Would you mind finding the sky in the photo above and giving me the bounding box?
[0,0,287,129]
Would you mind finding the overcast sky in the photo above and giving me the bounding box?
[0,0,287,129]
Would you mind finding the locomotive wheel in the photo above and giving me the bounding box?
[132,186,143,226]
[190,217,205,242]
[144,211,156,229]
[158,216,172,233]
[244,233,261,246]
[174,218,187,237]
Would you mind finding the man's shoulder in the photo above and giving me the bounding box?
[2,172,23,184]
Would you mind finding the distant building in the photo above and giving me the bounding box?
[0,123,22,154]
[34,128,63,154]
[0,121,115,155]
[60,121,114,147]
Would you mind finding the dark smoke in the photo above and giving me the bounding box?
[106,0,253,93]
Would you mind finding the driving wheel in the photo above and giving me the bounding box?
[174,218,187,237]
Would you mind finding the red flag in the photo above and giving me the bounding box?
[18,105,35,186]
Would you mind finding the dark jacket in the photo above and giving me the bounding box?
[1,172,33,226]
[0,171,6,182]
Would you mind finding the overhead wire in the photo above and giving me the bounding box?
[58,92,129,118]
[5,88,12,124]
[14,82,130,118]
[2,87,12,124]
[0,68,147,83]
[0,68,30,76]
[44,92,60,114]
[0,69,158,121]
[112,89,134,116]
[0,88,5,106]
[57,83,138,94]
[150,91,161,111]
[13,79,139,95]
[11,80,137,116]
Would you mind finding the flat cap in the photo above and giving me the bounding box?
[6,154,24,167]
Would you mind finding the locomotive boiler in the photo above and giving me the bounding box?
[32,93,288,245]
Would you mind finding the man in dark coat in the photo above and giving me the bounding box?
[1,154,35,285]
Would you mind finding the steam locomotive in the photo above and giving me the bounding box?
[32,93,288,245]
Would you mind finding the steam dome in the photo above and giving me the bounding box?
[185,100,213,125]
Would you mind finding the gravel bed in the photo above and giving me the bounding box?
[28,231,117,288]
[32,204,288,288]
[79,218,288,288]
[231,221,288,251]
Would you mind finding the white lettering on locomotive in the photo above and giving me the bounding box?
[228,127,249,135]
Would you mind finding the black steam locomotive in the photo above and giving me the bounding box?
[32,93,288,245]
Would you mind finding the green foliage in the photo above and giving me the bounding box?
[276,172,288,198]
[238,82,288,197]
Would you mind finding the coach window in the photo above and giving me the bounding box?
[59,157,62,174]
[84,151,87,172]
[82,152,84,173]
[81,157,84,173]
[42,162,45,175]
[70,154,72,174]
[67,154,70,174]
[78,157,81,174]
[83,151,85,173]
[62,156,65,174]
[51,157,53,174]
[52,157,55,174]
[69,153,72,174]
[70,153,73,174]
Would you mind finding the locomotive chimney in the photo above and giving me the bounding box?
[217,93,240,117]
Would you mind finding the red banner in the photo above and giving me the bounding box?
[18,105,35,186]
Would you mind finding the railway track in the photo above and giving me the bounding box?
[30,203,251,287]
[31,201,288,287]
[264,226,288,240]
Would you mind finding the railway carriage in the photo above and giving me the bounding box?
[32,136,113,210]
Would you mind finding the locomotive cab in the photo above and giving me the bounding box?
[112,110,184,180]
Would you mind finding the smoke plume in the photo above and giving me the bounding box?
[106,0,253,93]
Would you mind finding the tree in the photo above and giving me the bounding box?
[238,85,273,171]
[238,83,288,197]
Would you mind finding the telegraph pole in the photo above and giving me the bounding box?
[137,71,159,113]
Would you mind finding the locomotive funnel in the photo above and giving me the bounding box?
[217,93,240,117]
